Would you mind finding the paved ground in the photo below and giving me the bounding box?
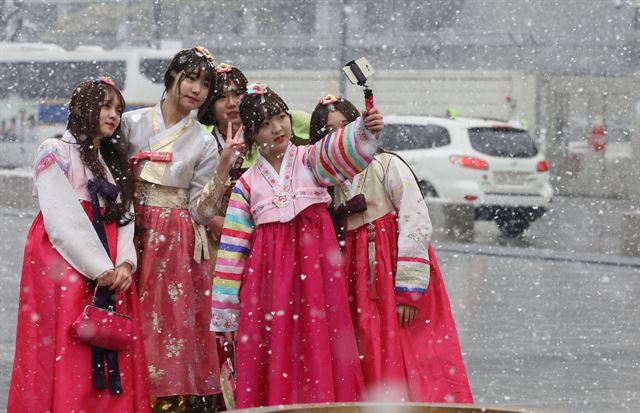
[1,196,639,412]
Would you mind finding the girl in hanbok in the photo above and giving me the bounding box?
[197,63,252,248]
[7,78,150,412]
[309,95,474,403]
[121,47,244,412]
[210,83,384,408]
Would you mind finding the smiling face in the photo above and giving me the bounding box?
[214,83,245,130]
[98,90,123,138]
[326,110,350,134]
[253,111,292,158]
[170,69,211,113]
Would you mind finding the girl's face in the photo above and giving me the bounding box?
[253,111,292,157]
[171,70,211,113]
[98,91,123,138]
[214,84,244,129]
[326,110,349,134]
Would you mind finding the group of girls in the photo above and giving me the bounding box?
[7,45,472,413]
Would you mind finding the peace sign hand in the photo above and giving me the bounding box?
[218,121,246,176]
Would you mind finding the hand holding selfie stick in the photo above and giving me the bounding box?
[343,57,375,111]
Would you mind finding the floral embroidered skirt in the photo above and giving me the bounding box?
[8,202,150,413]
[134,205,220,397]
[342,213,474,403]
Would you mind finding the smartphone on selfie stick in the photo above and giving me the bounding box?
[342,57,375,111]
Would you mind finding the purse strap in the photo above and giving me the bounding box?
[92,284,129,315]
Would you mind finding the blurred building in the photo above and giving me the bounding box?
[6,0,640,76]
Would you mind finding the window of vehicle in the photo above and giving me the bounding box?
[468,127,538,158]
[382,124,451,151]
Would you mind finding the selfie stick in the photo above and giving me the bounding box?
[343,58,375,111]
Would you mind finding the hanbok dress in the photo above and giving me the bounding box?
[211,117,380,408]
[7,132,150,413]
[121,104,227,398]
[333,152,474,403]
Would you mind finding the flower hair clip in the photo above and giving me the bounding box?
[98,74,115,86]
[215,63,233,74]
[193,46,215,64]
[319,95,341,106]
[247,82,269,96]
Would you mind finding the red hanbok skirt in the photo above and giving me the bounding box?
[342,213,473,403]
[7,202,150,413]
[134,205,220,397]
[235,203,366,408]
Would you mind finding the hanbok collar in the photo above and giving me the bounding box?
[61,130,106,162]
[60,130,112,182]
[256,143,297,209]
[340,168,367,199]
[212,126,226,151]
[151,102,193,140]
[256,142,295,188]
[149,102,194,150]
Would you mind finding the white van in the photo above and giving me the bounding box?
[383,115,554,238]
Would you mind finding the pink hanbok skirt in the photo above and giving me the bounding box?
[134,204,220,397]
[342,213,473,403]
[235,203,366,408]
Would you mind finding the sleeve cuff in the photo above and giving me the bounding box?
[395,290,425,308]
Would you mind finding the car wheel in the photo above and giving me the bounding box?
[418,180,438,198]
[495,209,531,238]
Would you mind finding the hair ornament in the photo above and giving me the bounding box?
[247,82,270,96]
[215,63,233,74]
[98,74,115,87]
[319,95,341,106]
[192,46,215,64]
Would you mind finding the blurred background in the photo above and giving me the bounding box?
[1,2,640,412]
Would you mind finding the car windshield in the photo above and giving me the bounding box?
[468,127,538,158]
[382,124,451,151]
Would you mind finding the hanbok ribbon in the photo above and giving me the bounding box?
[87,177,125,394]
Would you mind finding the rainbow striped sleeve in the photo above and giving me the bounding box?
[304,116,380,187]
[210,177,255,332]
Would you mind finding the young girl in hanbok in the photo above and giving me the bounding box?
[7,78,150,412]
[121,47,243,412]
[198,63,252,248]
[210,83,384,408]
[309,95,474,403]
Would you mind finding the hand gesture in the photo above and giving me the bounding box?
[96,269,115,287]
[219,121,246,171]
[362,106,384,133]
[397,304,417,328]
[208,215,225,241]
[110,262,133,293]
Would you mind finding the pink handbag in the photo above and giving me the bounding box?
[70,287,133,351]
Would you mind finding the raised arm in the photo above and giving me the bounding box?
[210,177,255,332]
[190,137,228,225]
[304,114,381,187]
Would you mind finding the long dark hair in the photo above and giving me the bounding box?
[239,83,293,150]
[164,47,217,112]
[309,96,360,144]
[66,78,134,225]
[198,63,248,126]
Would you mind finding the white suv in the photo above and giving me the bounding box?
[383,115,554,238]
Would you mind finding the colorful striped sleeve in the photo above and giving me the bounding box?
[304,116,381,187]
[211,177,255,332]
